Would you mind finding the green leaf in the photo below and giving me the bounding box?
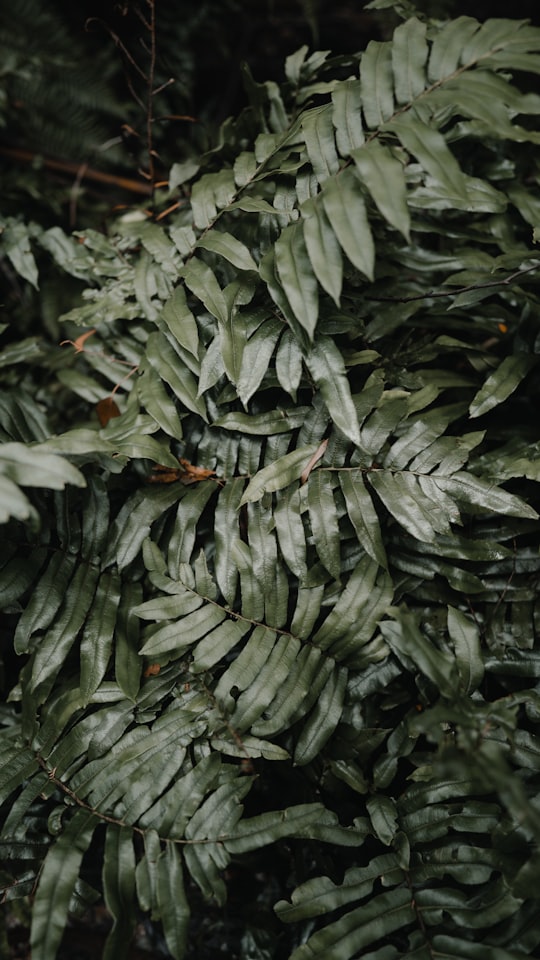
[305,336,361,445]
[137,360,184,439]
[104,484,182,570]
[80,570,122,704]
[302,198,343,306]
[0,442,85,490]
[352,141,410,241]
[182,256,228,324]
[392,17,428,104]
[435,472,538,520]
[469,355,535,418]
[0,475,33,523]
[447,606,484,694]
[139,603,227,657]
[274,485,308,580]
[339,470,387,569]
[196,230,258,272]
[224,803,338,854]
[213,407,309,435]
[157,843,190,960]
[1,219,39,288]
[115,582,143,701]
[274,221,319,340]
[159,285,200,357]
[275,854,402,921]
[231,634,301,732]
[147,332,208,421]
[307,472,341,580]
[368,470,444,542]
[360,40,395,128]
[380,607,460,697]
[286,888,414,960]
[237,316,283,406]
[239,444,321,505]
[0,551,43,611]
[294,666,347,765]
[102,826,136,960]
[321,169,375,282]
[302,104,340,183]
[332,78,365,155]
[387,115,469,205]
[428,17,480,81]
[312,554,389,653]
[275,328,304,399]
[214,477,245,603]
[366,794,399,846]
[29,561,100,702]
[30,812,96,960]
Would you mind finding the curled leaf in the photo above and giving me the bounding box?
[60,328,96,353]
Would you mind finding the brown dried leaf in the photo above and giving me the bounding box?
[148,458,216,485]
[144,663,161,677]
[60,328,96,353]
[96,396,121,427]
[300,438,328,485]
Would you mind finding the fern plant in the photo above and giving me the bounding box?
[2,5,540,958]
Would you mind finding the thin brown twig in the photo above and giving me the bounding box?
[366,263,540,305]
[0,146,153,196]
[145,0,157,192]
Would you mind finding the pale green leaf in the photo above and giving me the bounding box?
[331,78,364,155]
[321,168,375,280]
[469,355,535,419]
[302,198,343,305]
[213,407,310,435]
[80,570,121,704]
[392,17,428,104]
[339,470,387,569]
[0,475,34,524]
[274,221,319,340]
[302,104,340,183]
[435,472,538,519]
[305,336,361,445]
[275,328,304,399]
[159,285,200,357]
[307,472,341,580]
[157,843,189,960]
[237,317,283,406]
[182,257,228,324]
[0,442,85,490]
[196,230,257,272]
[387,115,469,204]
[381,607,460,697]
[239,444,321,505]
[294,666,347,765]
[30,812,96,960]
[428,17,480,81]
[352,141,410,241]
[360,40,394,128]
[139,603,226,657]
[147,331,208,421]
[102,826,136,960]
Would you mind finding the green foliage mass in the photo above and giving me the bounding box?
[2,5,540,958]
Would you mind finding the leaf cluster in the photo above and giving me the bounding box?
[2,7,540,959]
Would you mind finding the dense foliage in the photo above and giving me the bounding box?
[2,3,540,958]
